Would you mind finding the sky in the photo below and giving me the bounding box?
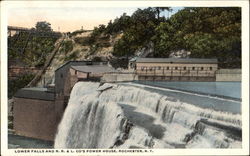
[8,7,183,32]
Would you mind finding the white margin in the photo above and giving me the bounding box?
[1,0,249,155]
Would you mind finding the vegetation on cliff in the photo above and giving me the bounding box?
[8,74,35,98]
[8,21,61,67]
[88,7,241,68]
[8,21,61,97]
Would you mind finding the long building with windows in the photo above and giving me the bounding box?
[135,58,218,81]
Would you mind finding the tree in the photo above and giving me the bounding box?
[154,7,173,19]
[105,13,132,35]
[87,7,241,68]
[152,7,241,67]
[112,8,159,57]
[35,21,52,32]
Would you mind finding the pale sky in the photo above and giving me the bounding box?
[8,6,183,32]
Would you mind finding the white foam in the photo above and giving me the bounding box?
[55,82,242,149]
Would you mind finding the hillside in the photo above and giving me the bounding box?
[36,31,123,87]
[9,7,242,88]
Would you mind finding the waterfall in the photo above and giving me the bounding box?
[54,82,242,149]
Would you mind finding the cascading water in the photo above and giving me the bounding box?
[54,82,242,149]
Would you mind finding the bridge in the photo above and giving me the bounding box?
[8,26,61,38]
[8,25,62,54]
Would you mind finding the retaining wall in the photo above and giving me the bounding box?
[216,69,241,82]
[101,73,138,82]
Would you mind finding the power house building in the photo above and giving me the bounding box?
[13,61,116,141]
[135,58,218,81]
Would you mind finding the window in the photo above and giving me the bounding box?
[158,66,161,70]
[210,67,213,70]
[75,70,77,75]
[184,67,186,70]
[166,67,169,70]
[141,67,144,71]
[175,67,178,70]
[201,67,204,70]
[60,73,63,78]
[192,67,195,70]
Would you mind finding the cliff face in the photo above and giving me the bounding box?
[64,31,121,61]
[36,31,122,87]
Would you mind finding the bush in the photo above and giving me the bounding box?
[109,58,128,69]
[64,50,79,61]
[89,45,98,55]
[91,25,106,37]
[92,56,103,62]
[69,30,87,37]
[61,40,73,54]
[74,37,95,46]
[96,42,111,48]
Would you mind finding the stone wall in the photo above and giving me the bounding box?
[216,69,241,82]
[8,66,42,79]
[102,72,216,82]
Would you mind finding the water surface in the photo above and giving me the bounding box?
[128,81,241,114]
[134,81,241,100]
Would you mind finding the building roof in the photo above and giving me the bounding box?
[71,65,116,74]
[136,58,218,64]
[129,57,138,62]
[55,61,108,72]
[14,87,55,101]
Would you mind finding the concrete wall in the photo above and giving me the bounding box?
[216,69,241,82]
[13,97,56,141]
[101,73,138,82]
[138,76,215,81]
[102,72,216,82]
[55,95,69,124]
[136,62,218,70]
